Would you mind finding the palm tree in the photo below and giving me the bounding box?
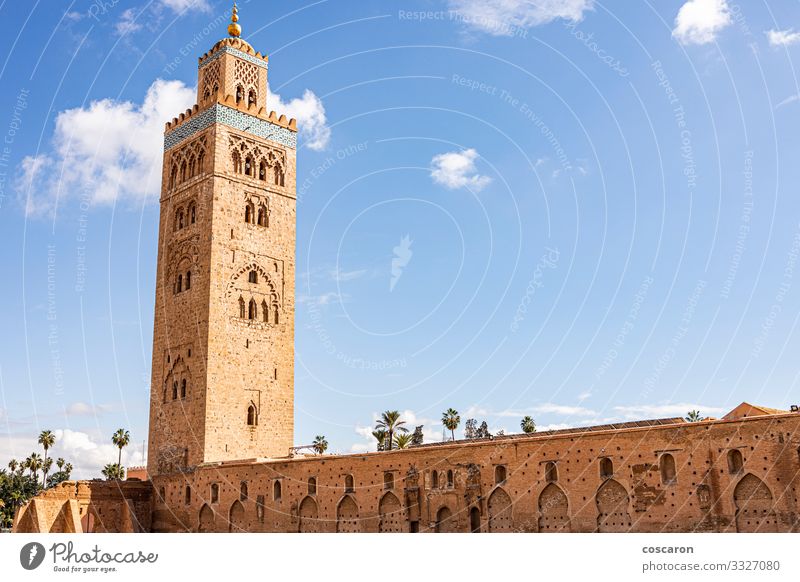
[394,433,412,449]
[312,435,328,455]
[38,430,56,484]
[27,453,42,482]
[685,410,703,422]
[7,459,17,474]
[520,415,536,433]
[56,457,65,472]
[375,411,407,451]
[63,463,73,478]
[441,408,460,441]
[42,458,53,487]
[101,463,124,481]
[21,457,30,477]
[372,429,387,451]
[111,429,131,468]
[9,490,22,519]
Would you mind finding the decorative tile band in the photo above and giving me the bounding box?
[199,46,268,70]
[164,105,296,151]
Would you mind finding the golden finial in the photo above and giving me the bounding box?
[228,2,241,38]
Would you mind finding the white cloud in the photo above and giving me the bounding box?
[430,148,491,191]
[65,402,113,417]
[672,0,732,45]
[268,87,331,151]
[115,9,142,36]
[351,409,442,452]
[18,78,330,216]
[17,78,195,216]
[463,405,488,418]
[530,403,596,416]
[0,429,144,479]
[767,29,800,47]
[777,94,800,108]
[51,429,144,478]
[613,403,725,419]
[330,268,367,282]
[535,422,574,432]
[466,403,597,419]
[448,0,593,36]
[159,0,210,12]
[297,291,346,307]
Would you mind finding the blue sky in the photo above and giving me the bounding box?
[1,0,800,476]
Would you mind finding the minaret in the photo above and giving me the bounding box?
[147,4,297,476]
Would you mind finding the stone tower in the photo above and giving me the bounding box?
[147,5,297,477]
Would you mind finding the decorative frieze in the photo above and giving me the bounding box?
[165,104,296,151]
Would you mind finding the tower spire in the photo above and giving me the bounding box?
[228,2,241,38]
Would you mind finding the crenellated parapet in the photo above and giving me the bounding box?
[164,101,296,134]
[164,104,297,151]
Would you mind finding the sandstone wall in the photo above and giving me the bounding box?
[147,413,800,533]
[13,480,152,533]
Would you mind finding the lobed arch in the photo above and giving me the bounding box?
[246,402,258,426]
[538,483,570,532]
[596,479,631,532]
[336,495,360,533]
[169,137,207,189]
[174,207,185,231]
[227,262,280,297]
[378,491,402,533]
[173,256,194,294]
[228,135,287,185]
[166,238,200,275]
[163,356,190,402]
[227,263,282,323]
[298,496,319,533]
[198,503,215,533]
[733,473,777,532]
[229,500,246,532]
[488,487,513,532]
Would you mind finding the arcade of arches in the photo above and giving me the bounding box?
[17,410,800,534]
